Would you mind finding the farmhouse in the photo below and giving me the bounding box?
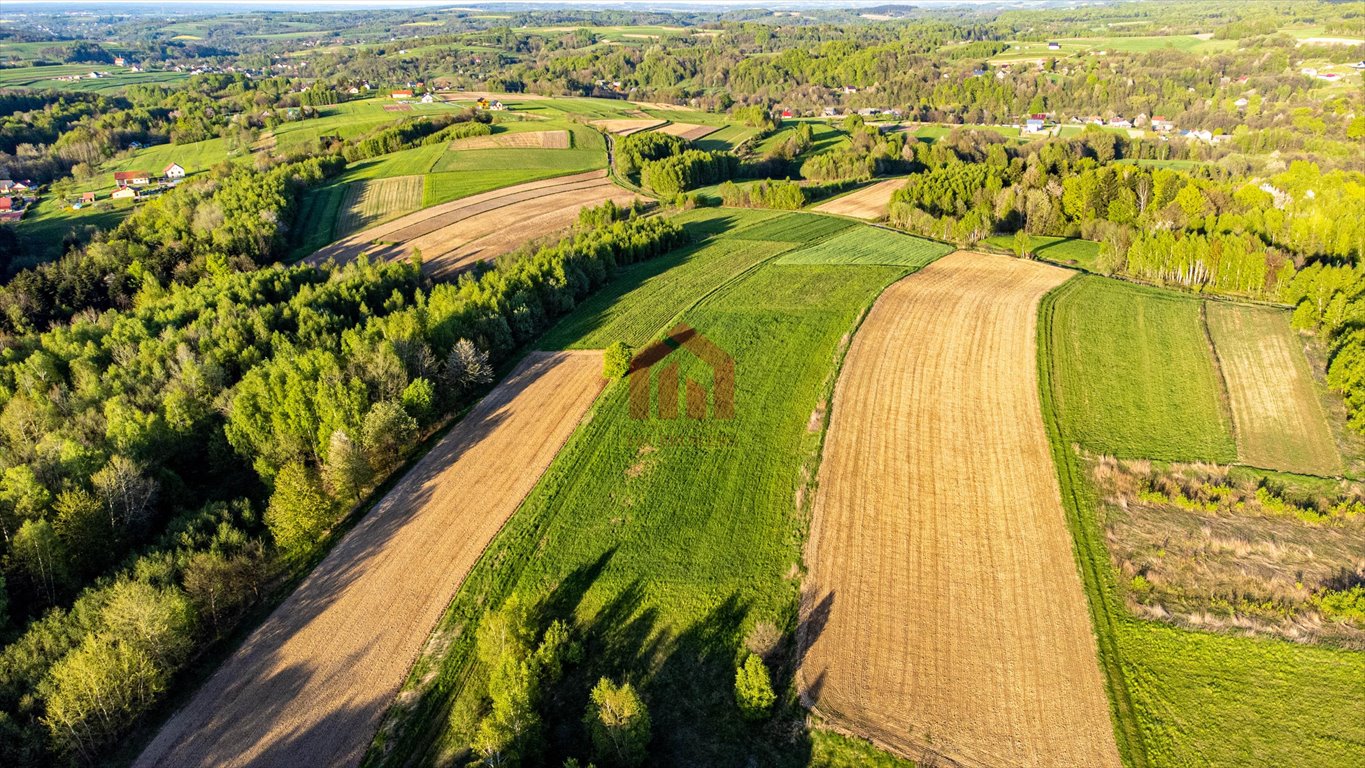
[111,186,138,200]
[420,93,435,104]
[391,89,414,99]
[1024,114,1048,133]
[114,56,126,66]
[81,192,97,204]
[1151,116,1174,132]
[115,171,152,188]
[163,163,186,180]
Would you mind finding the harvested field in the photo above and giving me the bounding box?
[1206,303,1341,476]
[812,178,905,220]
[654,121,718,141]
[134,351,606,768]
[800,251,1121,768]
[448,129,570,150]
[589,118,666,135]
[382,103,412,112]
[334,175,424,237]
[307,171,638,277]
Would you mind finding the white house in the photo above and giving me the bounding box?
[1151,116,1173,132]
[163,163,186,180]
[420,93,435,104]
[1047,42,1061,51]
[111,187,137,200]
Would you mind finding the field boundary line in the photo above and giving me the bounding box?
[1200,300,1241,454]
[1036,279,1150,768]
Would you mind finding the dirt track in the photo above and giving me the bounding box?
[307,171,638,277]
[135,351,605,768]
[799,251,1121,768]
[812,177,904,220]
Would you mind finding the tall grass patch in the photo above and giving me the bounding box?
[776,226,953,268]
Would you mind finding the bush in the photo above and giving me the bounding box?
[604,342,633,380]
[734,653,776,720]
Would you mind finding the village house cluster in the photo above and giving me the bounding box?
[0,179,37,223]
[74,163,185,208]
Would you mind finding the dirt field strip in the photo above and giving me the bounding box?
[811,177,906,221]
[1206,302,1341,475]
[654,122,719,141]
[448,129,571,150]
[135,351,605,768]
[307,171,637,274]
[800,251,1121,768]
[334,175,424,237]
[589,118,666,135]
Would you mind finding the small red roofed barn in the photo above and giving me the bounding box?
[115,171,152,188]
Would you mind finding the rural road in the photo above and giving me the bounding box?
[135,351,605,768]
[800,251,1122,768]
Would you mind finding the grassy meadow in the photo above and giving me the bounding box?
[370,212,943,767]
[775,226,953,267]
[984,234,1101,270]
[1038,279,1365,768]
[1047,276,1237,463]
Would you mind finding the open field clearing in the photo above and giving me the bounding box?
[333,175,424,238]
[134,351,605,768]
[983,234,1102,270]
[371,218,910,766]
[800,251,1118,768]
[306,171,637,276]
[1039,286,1365,768]
[732,212,855,243]
[775,226,952,267]
[1048,276,1237,462]
[654,122,719,141]
[811,178,905,220]
[1206,303,1342,475]
[448,129,570,150]
[589,118,667,135]
[695,124,761,152]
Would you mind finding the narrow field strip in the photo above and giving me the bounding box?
[811,177,905,220]
[653,122,719,141]
[334,175,425,238]
[448,129,571,150]
[775,226,952,267]
[589,118,666,134]
[800,251,1120,768]
[134,352,605,768]
[1206,302,1341,475]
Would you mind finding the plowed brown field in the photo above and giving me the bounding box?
[654,122,718,141]
[799,251,1121,768]
[307,171,637,277]
[134,351,605,768]
[812,177,905,221]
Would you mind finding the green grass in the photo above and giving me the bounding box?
[776,226,953,268]
[1038,282,1365,768]
[373,216,910,767]
[11,196,133,270]
[423,169,582,207]
[1048,276,1236,463]
[0,64,187,91]
[984,235,1101,270]
[335,143,445,182]
[103,137,232,178]
[730,212,855,244]
[696,124,761,152]
[287,184,345,260]
[428,123,604,176]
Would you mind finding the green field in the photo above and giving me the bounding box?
[428,123,604,175]
[373,214,915,766]
[11,196,133,270]
[775,226,953,267]
[287,184,345,260]
[0,64,187,91]
[984,235,1101,270]
[1047,276,1236,463]
[696,124,762,152]
[730,212,855,243]
[1038,281,1365,768]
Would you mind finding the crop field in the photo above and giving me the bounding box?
[654,122,720,141]
[732,212,855,243]
[0,64,187,91]
[134,351,605,768]
[810,179,905,221]
[336,143,445,182]
[375,230,911,765]
[696,124,761,152]
[430,123,604,177]
[1039,285,1365,768]
[800,252,1118,768]
[1206,303,1342,475]
[102,137,230,178]
[1047,276,1236,463]
[333,175,425,238]
[448,129,571,150]
[589,118,667,135]
[307,171,637,276]
[287,184,346,260]
[983,234,1101,270]
[774,227,952,268]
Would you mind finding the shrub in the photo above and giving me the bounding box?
[734,653,776,720]
[584,677,650,766]
[603,342,633,380]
